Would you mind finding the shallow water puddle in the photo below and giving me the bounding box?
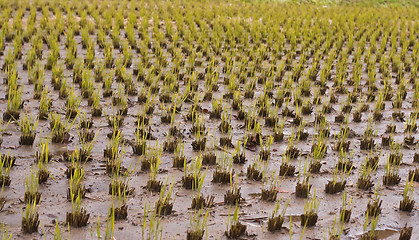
[352,228,399,239]
[376,229,399,239]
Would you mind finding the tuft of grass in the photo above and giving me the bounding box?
[18,113,39,146]
[142,201,163,240]
[0,223,12,239]
[50,112,78,144]
[0,153,13,187]
[399,175,415,212]
[21,199,39,234]
[24,167,41,204]
[301,189,320,227]
[225,203,246,238]
[188,208,210,240]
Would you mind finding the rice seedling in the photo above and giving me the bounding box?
[296,118,309,141]
[232,139,246,164]
[219,107,231,133]
[366,185,382,217]
[0,155,12,187]
[1,50,14,72]
[212,153,233,184]
[285,130,300,159]
[0,223,12,239]
[51,63,64,90]
[131,125,147,157]
[399,225,412,240]
[301,189,320,227]
[383,154,401,186]
[102,70,113,98]
[183,156,204,190]
[37,150,50,184]
[66,193,89,227]
[109,183,128,221]
[172,140,186,168]
[67,166,86,201]
[109,158,136,196]
[337,150,353,172]
[78,112,92,130]
[399,175,415,212]
[94,60,105,83]
[232,91,242,111]
[65,148,84,178]
[339,190,352,223]
[296,158,311,198]
[224,174,242,205]
[190,165,213,209]
[360,213,378,240]
[105,131,124,170]
[142,141,162,171]
[53,222,67,240]
[192,128,207,151]
[357,154,378,191]
[50,112,78,144]
[272,119,285,143]
[69,132,95,161]
[199,137,216,165]
[146,148,162,192]
[160,102,173,124]
[310,131,327,173]
[247,156,266,181]
[112,84,128,116]
[106,111,124,136]
[46,44,59,71]
[373,90,384,121]
[328,214,344,240]
[259,135,273,161]
[267,199,289,232]
[59,79,69,99]
[104,44,114,68]
[225,203,246,238]
[360,119,375,150]
[21,200,39,233]
[404,113,417,145]
[220,128,233,148]
[333,124,350,153]
[144,92,156,115]
[24,168,41,204]
[261,171,280,202]
[325,162,352,194]
[210,98,222,119]
[65,44,77,70]
[80,69,95,98]
[280,154,296,177]
[4,82,22,121]
[0,149,15,167]
[187,208,210,240]
[408,166,419,182]
[38,87,52,120]
[32,68,45,99]
[245,105,258,130]
[142,201,163,240]
[18,113,38,145]
[65,87,81,118]
[155,177,175,216]
[23,47,36,71]
[72,60,84,84]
